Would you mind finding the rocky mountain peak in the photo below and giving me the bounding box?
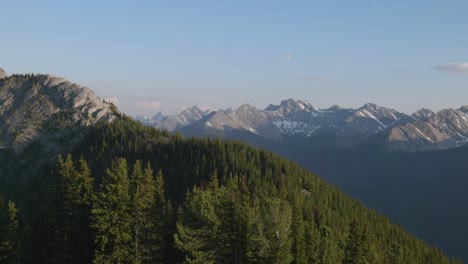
[236,103,256,111]
[0,68,7,79]
[280,98,311,110]
[360,103,383,112]
[152,112,167,122]
[412,108,435,121]
[239,103,252,108]
[265,98,317,116]
[181,106,204,119]
[145,98,468,153]
[0,73,116,154]
[356,103,402,121]
[327,105,342,111]
[458,106,468,114]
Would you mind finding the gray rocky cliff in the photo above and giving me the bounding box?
[0,73,117,156]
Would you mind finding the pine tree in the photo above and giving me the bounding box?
[151,168,173,263]
[0,197,19,264]
[92,158,132,264]
[49,154,78,263]
[129,160,157,264]
[49,154,95,263]
[316,225,340,264]
[343,220,373,264]
[291,201,307,264]
[76,158,95,263]
[258,197,293,264]
[175,185,219,264]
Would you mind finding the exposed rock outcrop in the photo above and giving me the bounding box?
[0,73,117,155]
[0,68,7,79]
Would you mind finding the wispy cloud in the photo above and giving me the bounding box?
[282,53,294,61]
[434,62,468,74]
[296,74,335,83]
[136,100,161,110]
[104,96,120,105]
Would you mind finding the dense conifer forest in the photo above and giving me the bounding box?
[0,117,462,263]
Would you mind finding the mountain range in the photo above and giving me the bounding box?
[138,98,468,261]
[0,69,465,262]
[141,99,468,152]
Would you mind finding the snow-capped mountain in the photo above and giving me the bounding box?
[411,108,435,121]
[151,106,210,131]
[387,107,468,151]
[147,99,410,140]
[140,99,468,152]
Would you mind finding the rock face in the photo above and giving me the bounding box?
[149,99,411,143]
[411,108,434,121]
[0,73,116,155]
[0,68,7,79]
[153,106,209,131]
[144,99,468,152]
[387,108,468,151]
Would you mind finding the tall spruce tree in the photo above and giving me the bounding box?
[175,184,220,264]
[76,158,95,263]
[291,201,307,264]
[316,225,340,264]
[151,168,173,263]
[129,160,157,264]
[92,158,132,264]
[343,220,373,264]
[49,154,79,263]
[0,196,19,264]
[258,197,293,264]
[49,154,95,263]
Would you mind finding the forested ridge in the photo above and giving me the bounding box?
[0,116,461,263]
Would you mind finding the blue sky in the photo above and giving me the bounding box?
[1,0,467,116]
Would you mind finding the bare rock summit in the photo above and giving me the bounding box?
[0,72,117,155]
[0,68,7,79]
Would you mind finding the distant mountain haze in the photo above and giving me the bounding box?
[143,99,468,152]
[141,98,468,261]
[0,70,465,262]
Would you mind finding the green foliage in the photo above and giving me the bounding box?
[343,220,373,264]
[130,161,168,264]
[92,158,132,264]
[49,154,94,263]
[0,197,19,263]
[0,117,461,263]
[256,197,293,264]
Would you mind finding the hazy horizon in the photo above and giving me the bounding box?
[1,1,467,116]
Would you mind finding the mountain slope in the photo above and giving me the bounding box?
[387,108,468,151]
[149,99,468,152]
[67,117,459,263]
[0,73,116,155]
[248,135,468,262]
[143,99,468,261]
[0,72,117,220]
[0,71,460,263]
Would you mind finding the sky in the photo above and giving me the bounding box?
[1,0,467,116]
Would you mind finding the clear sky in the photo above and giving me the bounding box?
[1,0,467,116]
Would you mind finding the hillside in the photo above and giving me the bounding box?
[32,117,460,263]
[0,72,115,154]
[253,135,468,261]
[0,72,461,263]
